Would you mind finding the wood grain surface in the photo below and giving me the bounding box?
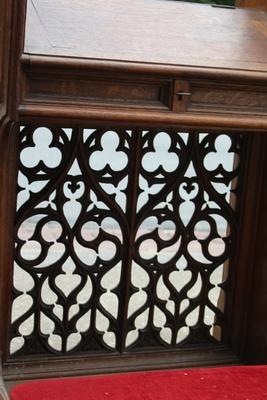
[236,0,267,11]
[24,0,267,72]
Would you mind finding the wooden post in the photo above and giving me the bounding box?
[0,0,27,396]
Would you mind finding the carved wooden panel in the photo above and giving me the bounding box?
[187,82,267,116]
[23,71,172,110]
[9,126,245,358]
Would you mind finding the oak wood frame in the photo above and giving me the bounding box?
[1,0,267,394]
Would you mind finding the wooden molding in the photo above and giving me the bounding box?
[3,346,238,387]
[0,0,27,373]
[21,54,267,84]
[18,103,267,130]
[0,0,27,122]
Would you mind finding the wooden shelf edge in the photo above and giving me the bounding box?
[3,345,240,390]
[20,54,267,84]
[18,103,267,131]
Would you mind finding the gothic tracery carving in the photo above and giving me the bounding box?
[10,126,244,356]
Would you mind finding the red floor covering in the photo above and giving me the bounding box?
[10,366,267,400]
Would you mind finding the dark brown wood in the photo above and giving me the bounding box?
[243,139,267,363]
[0,0,12,120]
[20,54,267,83]
[1,0,267,390]
[224,135,267,360]
[9,126,243,358]
[22,69,172,111]
[0,0,14,353]
[22,70,267,117]
[4,345,239,388]
[19,56,267,128]
[0,0,27,395]
[18,104,267,130]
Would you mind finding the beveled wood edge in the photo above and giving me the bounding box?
[18,103,267,131]
[3,345,239,385]
[20,54,267,83]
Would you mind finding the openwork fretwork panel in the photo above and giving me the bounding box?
[9,126,245,357]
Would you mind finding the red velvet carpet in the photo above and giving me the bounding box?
[10,366,267,400]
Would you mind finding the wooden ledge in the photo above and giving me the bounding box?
[21,54,267,84]
[18,103,267,131]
